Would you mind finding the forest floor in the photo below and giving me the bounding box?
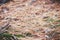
[0,0,60,40]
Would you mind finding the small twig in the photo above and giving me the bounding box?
[0,19,11,34]
[46,31,60,40]
[12,35,18,40]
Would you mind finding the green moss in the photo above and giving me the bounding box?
[56,20,60,22]
[0,33,25,38]
[56,24,60,27]
[15,34,25,38]
[0,33,12,37]
[43,17,55,23]
[48,18,55,22]
[0,33,13,40]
